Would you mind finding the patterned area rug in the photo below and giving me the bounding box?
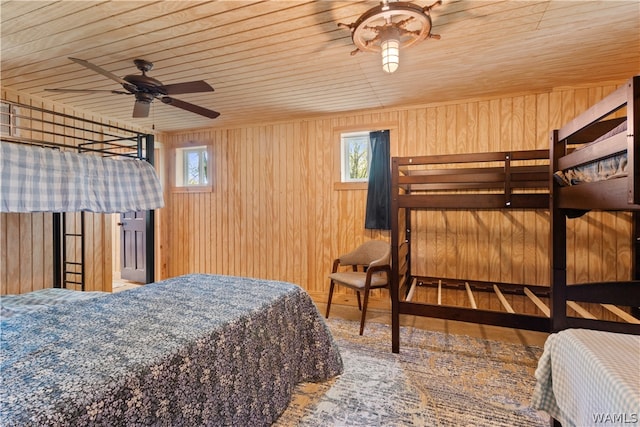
[275,318,549,426]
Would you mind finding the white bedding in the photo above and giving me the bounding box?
[532,329,640,427]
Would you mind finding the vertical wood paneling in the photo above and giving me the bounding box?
[3,80,633,313]
[161,82,634,307]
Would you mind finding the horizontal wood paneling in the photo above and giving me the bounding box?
[163,81,634,312]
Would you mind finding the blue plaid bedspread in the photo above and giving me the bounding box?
[0,141,164,213]
[0,274,343,426]
[532,329,640,427]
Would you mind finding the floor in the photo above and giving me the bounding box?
[111,277,548,347]
[112,278,143,293]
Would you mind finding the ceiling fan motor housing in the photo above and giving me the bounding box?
[123,74,166,95]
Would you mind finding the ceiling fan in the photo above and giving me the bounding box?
[45,57,220,119]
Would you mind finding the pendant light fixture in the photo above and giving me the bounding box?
[338,0,441,74]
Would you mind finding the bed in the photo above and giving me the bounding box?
[390,149,552,353]
[0,288,107,319]
[0,274,343,426]
[549,75,640,334]
[0,99,162,290]
[531,329,640,427]
[531,75,640,426]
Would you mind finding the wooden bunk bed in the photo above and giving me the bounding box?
[532,75,640,427]
[0,100,160,289]
[390,77,640,354]
[549,74,640,334]
[390,149,551,353]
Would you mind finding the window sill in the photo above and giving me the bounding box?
[333,182,368,191]
[171,185,213,194]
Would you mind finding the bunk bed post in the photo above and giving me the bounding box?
[550,129,567,332]
[144,134,156,284]
[80,212,85,291]
[633,212,640,320]
[391,157,400,353]
[630,76,640,318]
[52,212,62,288]
[628,76,639,205]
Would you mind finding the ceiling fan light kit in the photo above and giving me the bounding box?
[339,0,441,73]
[45,57,220,119]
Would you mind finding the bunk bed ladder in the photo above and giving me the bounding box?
[62,212,85,290]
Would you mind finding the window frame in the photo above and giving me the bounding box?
[170,141,213,193]
[333,124,397,191]
[340,131,372,183]
[0,102,20,137]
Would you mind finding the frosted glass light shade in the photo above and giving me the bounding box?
[381,38,400,73]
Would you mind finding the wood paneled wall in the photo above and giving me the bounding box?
[2,81,633,312]
[163,82,633,308]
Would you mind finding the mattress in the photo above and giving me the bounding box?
[531,328,640,427]
[554,121,628,186]
[1,288,107,320]
[0,141,164,213]
[0,274,343,426]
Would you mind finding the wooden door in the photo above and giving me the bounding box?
[120,211,146,283]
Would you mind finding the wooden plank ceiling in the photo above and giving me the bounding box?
[1,0,638,132]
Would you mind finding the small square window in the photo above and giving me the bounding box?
[174,144,211,189]
[0,102,20,137]
[341,131,371,182]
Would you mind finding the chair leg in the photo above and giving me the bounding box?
[325,281,335,318]
[356,291,362,311]
[359,289,370,335]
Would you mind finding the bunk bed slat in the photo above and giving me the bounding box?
[493,284,515,314]
[524,287,550,318]
[601,304,640,324]
[566,301,597,319]
[464,282,477,309]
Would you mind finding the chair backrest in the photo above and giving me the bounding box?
[339,240,390,267]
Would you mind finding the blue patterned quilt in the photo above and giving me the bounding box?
[0,274,343,426]
[1,288,107,320]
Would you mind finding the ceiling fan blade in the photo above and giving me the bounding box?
[132,100,151,118]
[45,88,130,95]
[69,57,130,86]
[160,80,214,95]
[161,97,220,119]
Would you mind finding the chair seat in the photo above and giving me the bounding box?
[328,271,388,289]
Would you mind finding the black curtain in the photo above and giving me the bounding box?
[365,130,391,230]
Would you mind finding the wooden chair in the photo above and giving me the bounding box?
[325,240,391,335]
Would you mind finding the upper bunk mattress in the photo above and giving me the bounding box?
[554,121,628,186]
[0,274,343,426]
[0,141,164,213]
